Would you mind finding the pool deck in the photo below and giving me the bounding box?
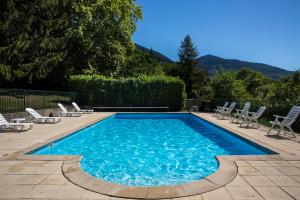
[0,112,299,199]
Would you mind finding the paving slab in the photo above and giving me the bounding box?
[255,166,285,176]
[255,187,294,200]
[0,174,48,185]
[201,187,233,200]
[238,166,262,176]
[267,161,292,167]
[248,161,271,167]
[226,186,264,200]
[281,187,300,200]
[243,176,275,186]
[289,161,300,167]
[276,166,300,175]
[235,161,250,167]
[40,174,68,185]
[226,176,250,187]
[267,175,300,186]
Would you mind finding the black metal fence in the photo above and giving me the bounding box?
[0,89,77,113]
[186,98,300,133]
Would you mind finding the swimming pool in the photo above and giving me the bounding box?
[31,113,273,186]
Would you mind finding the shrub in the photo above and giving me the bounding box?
[69,75,186,111]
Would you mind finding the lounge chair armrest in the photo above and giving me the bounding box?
[235,109,243,114]
[273,115,286,119]
[247,111,256,115]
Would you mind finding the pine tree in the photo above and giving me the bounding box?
[176,35,211,99]
[178,35,198,97]
[0,0,72,89]
[178,35,199,66]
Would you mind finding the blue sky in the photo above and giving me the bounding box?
[133,0,300,71]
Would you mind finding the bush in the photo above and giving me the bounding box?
[69,75,186,111]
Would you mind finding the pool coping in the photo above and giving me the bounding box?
[61,156,237,199]
[3,112,295,199]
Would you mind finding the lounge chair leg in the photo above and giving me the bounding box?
[267,124,275,135]
[287,126,296,138]
[276,126,283,136]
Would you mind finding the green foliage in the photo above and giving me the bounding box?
[68,0,142,75]
[266,70,300,102]
[236,68,269,97]
[210,71,250,101]
[0,0,72,89]
[0,0,142,89]
[69,75,186,111]
[210,68,300,103]
[118,48,165,77]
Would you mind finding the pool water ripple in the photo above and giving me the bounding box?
[32,113,272,186]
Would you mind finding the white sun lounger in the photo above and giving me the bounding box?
[26,108,61,124]
[218,102,236,120]
[240,107,266,128]
[267,106,300,138]
[72,102,93,113]
[58,103,81,117]
[214,102,229,117]
[232,102,251,123]
[0,113,33,132]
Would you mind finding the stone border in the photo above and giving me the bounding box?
[62,156,237,199]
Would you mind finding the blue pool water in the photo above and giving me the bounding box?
[32,113,273,186]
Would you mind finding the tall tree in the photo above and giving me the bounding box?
[0,0,142,88]
[68,0,142,76]
[0,0,72,89]
[177,35,210,98]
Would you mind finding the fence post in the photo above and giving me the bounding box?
[23,90,26,111]
[43,91,46,110]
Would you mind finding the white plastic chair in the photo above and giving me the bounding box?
[267,106,300,137]
[240,107,266,128]
[58,103,81,117]
[0,113,33,132]
[214,102,229,117]
[218,102,236,120]
[26,108,61,123]
[232,102,251,123]
[72,102,93,113]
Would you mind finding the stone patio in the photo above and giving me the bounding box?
[0,112,300,199]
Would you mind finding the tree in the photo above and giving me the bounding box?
[210,71,250,101]
[68,0,142,76]
[0,0,72,89]
[118,48,164,77]
[236,68,269,96]
[176,35,210,99]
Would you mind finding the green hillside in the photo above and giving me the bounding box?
[197,55,292,80]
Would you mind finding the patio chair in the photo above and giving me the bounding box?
[0,113,33,132]
[58,103,82,117]
[214,102,229,117]
[218,102,236,120]
[240,107,266,128]
[72,102,94,113]
[26,108,61,124]
[267,106,300,137]
[232,102,251,123]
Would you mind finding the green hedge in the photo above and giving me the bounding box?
[69,75,186,111]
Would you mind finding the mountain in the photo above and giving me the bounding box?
[135,44,173,63]
[197,55,293,80]
[135,45,293,80]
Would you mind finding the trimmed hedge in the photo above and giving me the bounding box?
[69,75,186,111]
